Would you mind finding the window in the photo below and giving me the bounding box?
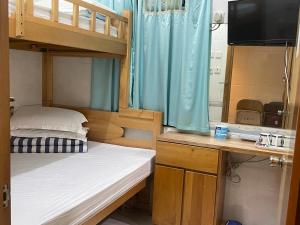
[145,0,186,12]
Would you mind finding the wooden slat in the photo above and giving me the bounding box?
[26,0,33,16]
[118,21,124,39]
[64,0,128,22]
[0,0,11,223]
[72,4,79,27]
[90,11,96,31]
[119,108,155,120]
[48,51,123,58]
[42,53,53,106]
[119,10,132,108]
[83,180,146,225]
[51,0,59,22]
[105,16,111,36]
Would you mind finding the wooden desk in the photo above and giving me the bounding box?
[152,131,294,225]
[158,131,294,158]
[153,132,227,225]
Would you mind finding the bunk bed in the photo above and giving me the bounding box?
[5,1,163,225]
[9,0,128,55]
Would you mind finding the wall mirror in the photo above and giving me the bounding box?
[209,20,300,131]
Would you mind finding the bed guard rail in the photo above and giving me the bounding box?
[14,0,129,41]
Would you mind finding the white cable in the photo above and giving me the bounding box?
[284,42,290,104]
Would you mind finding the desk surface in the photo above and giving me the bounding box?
[158,131,294,158]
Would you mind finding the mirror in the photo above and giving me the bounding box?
[209,28,300,130]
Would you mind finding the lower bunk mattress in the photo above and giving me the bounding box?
[11,141,155,225]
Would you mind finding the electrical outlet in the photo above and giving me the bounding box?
[213,12,225,24]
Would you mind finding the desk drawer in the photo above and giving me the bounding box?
[156,141,219,174]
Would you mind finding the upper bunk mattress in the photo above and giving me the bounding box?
[8,0,118,37]
[11,141,155,225]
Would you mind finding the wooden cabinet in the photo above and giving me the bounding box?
[182,172,217,225]
[152,165,184,225]
[153,140,226,225]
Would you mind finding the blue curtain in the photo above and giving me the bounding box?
[90,59,120,111]
[130,0,211,133]
[90,0,132,111]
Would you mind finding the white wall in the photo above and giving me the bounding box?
[9,49,42,108]
[53,56,91,107]
[213,0,229,23]
[223,155,282,225]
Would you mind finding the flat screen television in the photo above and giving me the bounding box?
[228,0,300,46]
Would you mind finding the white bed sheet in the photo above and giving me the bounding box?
[11,142,155,225]
[8,0,118,37]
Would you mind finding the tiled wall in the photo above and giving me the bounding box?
[228,46,285,123]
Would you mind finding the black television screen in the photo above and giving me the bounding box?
[228,0,300,46]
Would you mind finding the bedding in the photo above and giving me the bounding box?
[11,106,88,135]
[8,0,119,37]
[11,129,88,142]
[11,136,88,153]
[11,142,155,225]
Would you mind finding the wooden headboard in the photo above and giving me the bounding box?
[53,106,163,149]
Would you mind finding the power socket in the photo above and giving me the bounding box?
[213,12,225,24]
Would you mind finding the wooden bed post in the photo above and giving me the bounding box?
[42,52,54,107]
[118,10,163,149]
[0,0,11,223]
[119,10,132,110]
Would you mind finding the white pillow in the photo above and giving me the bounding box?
[11,106,88,134]
[11,129,88,142]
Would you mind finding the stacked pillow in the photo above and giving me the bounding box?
[10,106,88,153]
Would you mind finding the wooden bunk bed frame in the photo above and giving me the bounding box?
[9,0,128,55]
[6,1,163,225]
